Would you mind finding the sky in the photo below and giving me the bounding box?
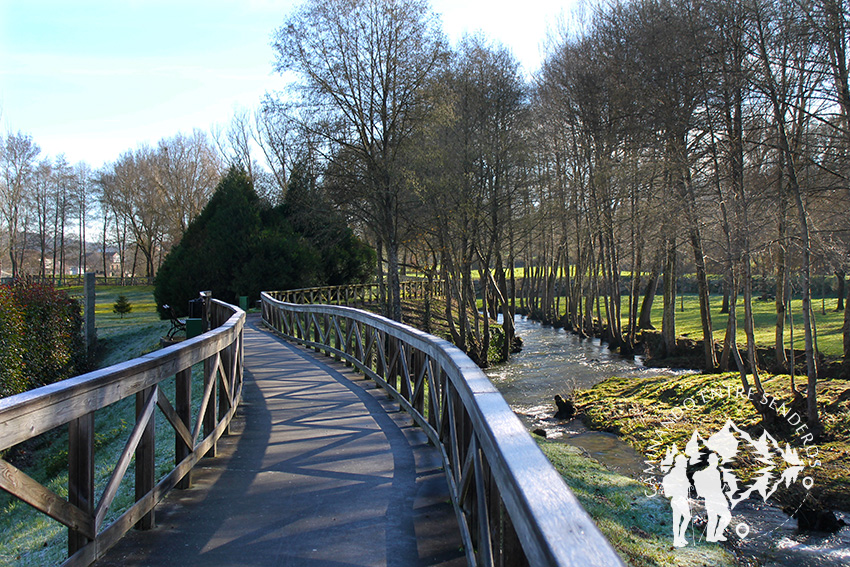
[0,0,574,169]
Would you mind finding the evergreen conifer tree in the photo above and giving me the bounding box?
[113,295,132,318]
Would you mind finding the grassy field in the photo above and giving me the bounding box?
[64,284,172,367]
[642,293,846,358]
[0,285,201,566]
[456,266,846,358]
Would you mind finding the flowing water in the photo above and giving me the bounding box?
[485,314,850,566]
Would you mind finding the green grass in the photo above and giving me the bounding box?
[537,439,736,567]
[62,285,170,367]
[0,285,210,566]
[644,293,846,358]
[524,290,845,358]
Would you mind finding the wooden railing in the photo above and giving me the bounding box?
[0,299,245,567]
[261,293,623,567]
[268,278,441,305]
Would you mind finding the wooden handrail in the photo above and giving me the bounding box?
[268,278,442,305]
[0,299,245,567]
[260,293,624,567]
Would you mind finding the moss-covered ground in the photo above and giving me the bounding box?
[575,372,850,511]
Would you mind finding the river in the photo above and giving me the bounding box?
[485,314,850,567]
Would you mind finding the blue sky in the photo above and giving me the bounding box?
[0,0,571,168]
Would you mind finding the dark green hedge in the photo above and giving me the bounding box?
[0,280,87,398]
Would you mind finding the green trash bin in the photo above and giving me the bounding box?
[239,296,248,311]
[186,318,204,338]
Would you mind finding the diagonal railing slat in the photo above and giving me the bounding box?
[94,385,158,530]
[0,459,96,538]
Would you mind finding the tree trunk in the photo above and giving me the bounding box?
[102,212,108,277]
[495,253,514,362]
[639,260,660,330]
[775,229,789,371]
[741,256,762,390]
[387,239,402,322]
[754,4,819,427]
[376,238,386,316]
[442,252,461,348]
[688,224,717,370]
[843,270,850,364]
[662,235,677,356]
[628,236,642,347]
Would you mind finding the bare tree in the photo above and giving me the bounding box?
[213,109,259,182]
[31,160,54,277]
[256,97,296,197]
[273,0,447,321]
[51,155,73,281]
[101,147,166,278]
[155,130,222,242]
[410,36,529,363]
[1,132,40,277]
[750,0,825,427]
[73,162,93,275]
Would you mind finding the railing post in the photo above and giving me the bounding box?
[313,315,322,353]
[175,367,192,489]
[500,500,526,566]
[237,328,244,386]
[68,413,94,555]
[135,386,156,530]
[332,315,342,361]
[344,318,354,367]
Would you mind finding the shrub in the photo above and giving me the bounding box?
[0,286,26,398]
[0,280,87,397]
[112,295,133,318]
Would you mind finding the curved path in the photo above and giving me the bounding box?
[94,315,464,567]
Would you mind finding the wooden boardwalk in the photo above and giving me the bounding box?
[94,315,464,567]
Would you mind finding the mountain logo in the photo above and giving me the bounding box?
[659,419,808,547]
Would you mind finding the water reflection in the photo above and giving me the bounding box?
[486,314,850,566]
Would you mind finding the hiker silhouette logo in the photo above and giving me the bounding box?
[658,419,809,547]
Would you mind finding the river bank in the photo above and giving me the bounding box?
[487,314,850,566]
[575,371,850,512]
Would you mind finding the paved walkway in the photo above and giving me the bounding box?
[95,316,464,567]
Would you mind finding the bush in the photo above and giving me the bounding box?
[0,286,26,398]
[0,280,87,397]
